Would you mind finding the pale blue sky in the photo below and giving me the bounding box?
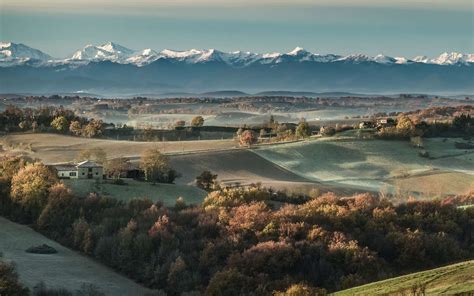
[1,0,473,58]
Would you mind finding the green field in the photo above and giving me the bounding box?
[334,260,474,295]
[64,179,207,206]
[253,137,474,197]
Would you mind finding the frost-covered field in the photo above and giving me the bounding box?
[0,217,151,295]
[64,179,207,206]
[253,137,474,197]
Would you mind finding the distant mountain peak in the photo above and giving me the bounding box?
[69,42,134,62]
[287,47,308,56]
[0,42,52,66]
[431,52,473,65]
[0,42,12,48]
[97,42,133,54]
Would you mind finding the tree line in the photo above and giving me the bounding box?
[0,105,104,138]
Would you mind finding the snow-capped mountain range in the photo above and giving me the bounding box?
[1,41,473,67]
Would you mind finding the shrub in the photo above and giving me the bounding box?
[191,116,205,127]
[0,259,30,296]
[26,244,58,254]
[196,171,218,191]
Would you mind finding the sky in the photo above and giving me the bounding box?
[1,0,473,58]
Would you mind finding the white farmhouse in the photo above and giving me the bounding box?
[53,160,103,179]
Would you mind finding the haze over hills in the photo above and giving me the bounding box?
[1,42,473,95]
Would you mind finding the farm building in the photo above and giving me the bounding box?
[359,121,375,129]
[53,160,103,179]
[376,118,395,129]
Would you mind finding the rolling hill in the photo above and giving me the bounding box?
[334,260,474,295]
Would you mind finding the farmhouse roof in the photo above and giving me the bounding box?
[76,160,102,168]
[52,163,77,171]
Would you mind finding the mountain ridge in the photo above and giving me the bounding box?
[1,42,473,95]
[1,41,473,67]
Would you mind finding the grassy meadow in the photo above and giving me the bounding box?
[334,260,474,296]
[253,137,474,197]
[63,179,207,206]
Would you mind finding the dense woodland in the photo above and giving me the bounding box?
[0,156,473,295]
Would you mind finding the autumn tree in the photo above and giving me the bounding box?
[167,256,193,293]
[396,115,416,137]
[140,149,178,183]
[274,284,327,296]
[106,157,130,179]
[72,217,94,254]
[239,130,258,147]
[82,119,103,138]
[0,156,29,185]
[296,120,310,138]
[174,120,186,129]
[191,116,205,127]
[37,183,79,239]
[10,162,58,220]
[69,120,83,136]
[205,269,253,296]
[51,116,69,132]
[196,170,218,191]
